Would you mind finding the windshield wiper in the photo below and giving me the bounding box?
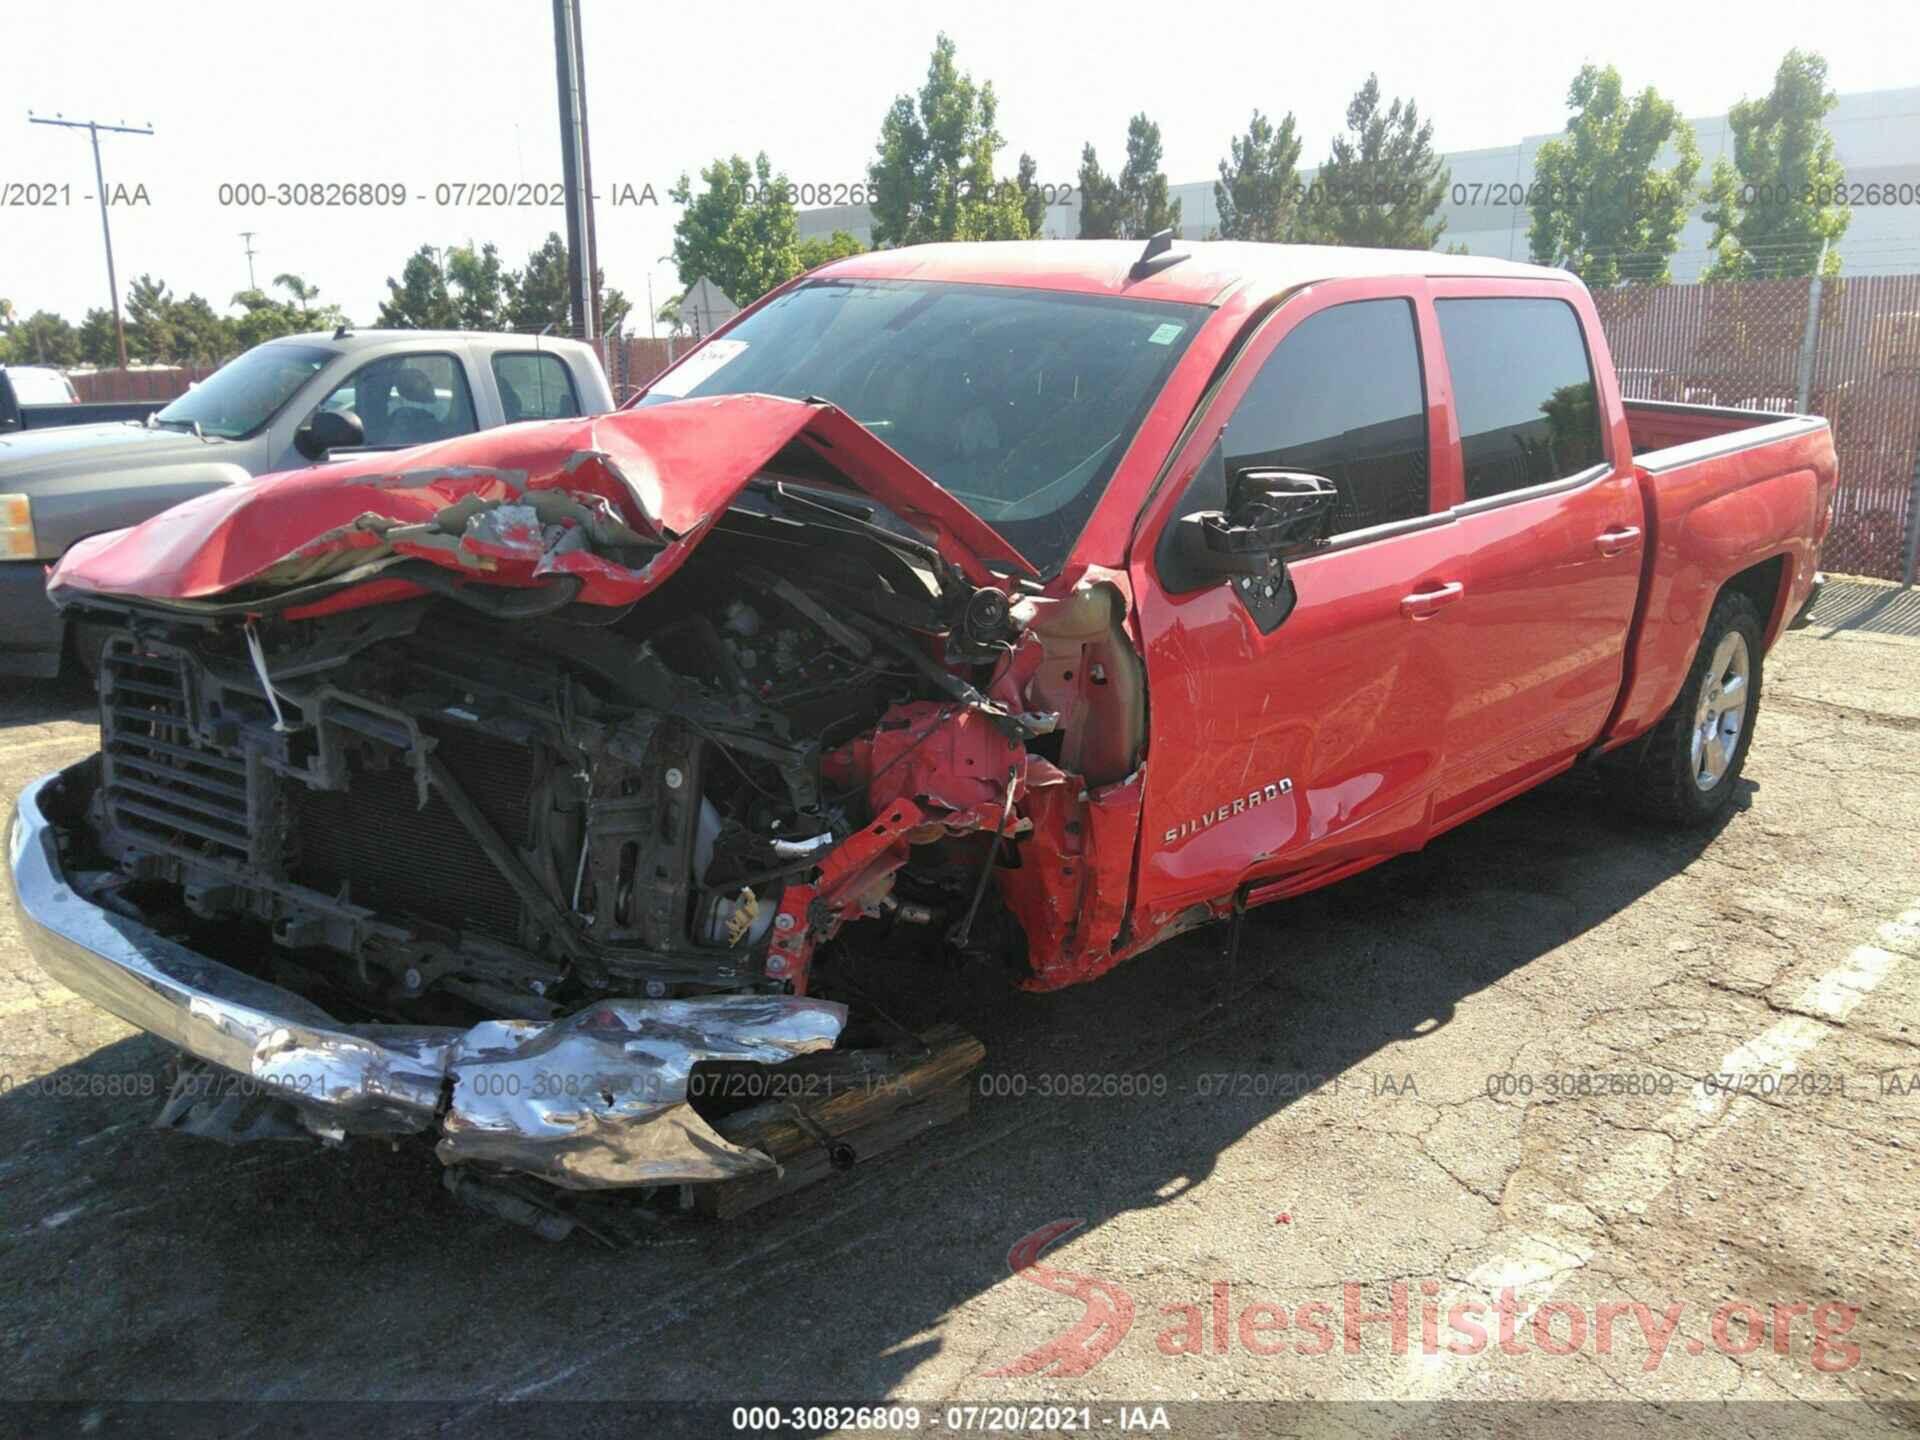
[751,478,945,571]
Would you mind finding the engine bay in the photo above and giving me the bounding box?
[57,488,1130,1029]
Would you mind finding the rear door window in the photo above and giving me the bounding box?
[1435,297,1606,501]
[1221,298,1431,535]
[493,352,582,422]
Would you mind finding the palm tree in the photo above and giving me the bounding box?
[273,273,321,324]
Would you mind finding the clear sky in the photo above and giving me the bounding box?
[6,0,1915,333]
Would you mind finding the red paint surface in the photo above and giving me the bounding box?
[1116,269,1833,952]
[50,245,1836,994]
[48,395,1031,609]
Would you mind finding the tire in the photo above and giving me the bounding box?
[1603,589,1764,827]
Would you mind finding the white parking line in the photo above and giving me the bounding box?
[1394,901,1917,1401]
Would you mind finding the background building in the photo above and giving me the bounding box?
[800,85,1920,278]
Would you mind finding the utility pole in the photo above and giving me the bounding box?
[240,231,259,293]
[551,0,596,339]
[1794,237,1830,415]
[571,2,602,338]
[28,112,153,369]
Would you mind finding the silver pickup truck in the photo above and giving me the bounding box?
[0,329,612,676]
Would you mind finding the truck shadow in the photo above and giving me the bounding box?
[0,766,1755,1407]
[0,668,94,727]
[1808,577,1920,638]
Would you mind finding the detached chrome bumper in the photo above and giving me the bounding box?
[8,764,845,1188]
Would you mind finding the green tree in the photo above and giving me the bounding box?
[4,310,78,366]
[598,284,632,335]
[1117,113,1181,238]
[76,308,118,366]
[273,273,319,324]
[377,246,459,328]
[796,229,866,271]
[230,288,301,348]
[499,232,623,334]
[867,33,1029,246]
[1702,50,1850,280]
[1299,75,1450,250]
[1014,152,1049,236]
[446,243,508,329]
[273,272,344,332]
[1528,65,1701,285]
[506,234,571,330]
[125,274,178,361]
[1076,144,1122,239]
[668,153,801,306]
[167,294,231,363]
[1214,109,1305,241]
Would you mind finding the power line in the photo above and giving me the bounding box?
[27,111,154,369]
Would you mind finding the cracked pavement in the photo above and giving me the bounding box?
[2,578,1917,1434]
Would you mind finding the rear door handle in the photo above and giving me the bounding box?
[1400,581,1464,618]
[1595,525,1643,556]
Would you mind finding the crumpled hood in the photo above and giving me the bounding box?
[49,394,1035,611]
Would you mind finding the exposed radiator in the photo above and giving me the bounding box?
[289,727,536,943]
[98,643,542,946]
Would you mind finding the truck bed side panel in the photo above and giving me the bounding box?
[1604,416,1836,746]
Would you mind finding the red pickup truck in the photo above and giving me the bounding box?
[10,240,1832,1200]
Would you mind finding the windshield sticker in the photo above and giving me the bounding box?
[1146,322,1185,346]
[649,339,749,398]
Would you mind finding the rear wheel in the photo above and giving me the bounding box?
[1603,590,1764,826]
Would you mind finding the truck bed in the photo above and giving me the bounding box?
[19,400,168,430]
[1624,397,1800,458]
[1602,398,1836,748]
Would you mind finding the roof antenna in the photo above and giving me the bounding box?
[333,321,352,340]
[1130,228,1186,280]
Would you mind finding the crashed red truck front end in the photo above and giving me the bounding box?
[12,393,1148,1203]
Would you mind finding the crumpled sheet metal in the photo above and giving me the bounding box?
[436,996,847,1189]
[11,771,848,1188]
[48,395,1033,615]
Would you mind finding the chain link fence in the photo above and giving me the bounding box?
[1592,274,1920,582]
[588,333,678,403]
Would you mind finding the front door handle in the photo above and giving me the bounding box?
[1595,525,1643,557]
[1400,581,1464,618]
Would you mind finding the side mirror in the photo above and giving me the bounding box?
[1162,470,1338,631]
[295,407,364,460]
[1226,469,1340,548]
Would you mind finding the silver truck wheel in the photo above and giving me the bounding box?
[1690,630,1751,791]
[1604,589,1765,827]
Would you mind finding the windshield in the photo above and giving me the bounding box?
[154,343,332,439]
[637,279,1204,574]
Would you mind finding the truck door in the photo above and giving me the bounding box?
[1128,284,1468,921]
[1422,285,1644,821]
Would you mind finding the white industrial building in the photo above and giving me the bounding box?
[799,85,1920,279]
